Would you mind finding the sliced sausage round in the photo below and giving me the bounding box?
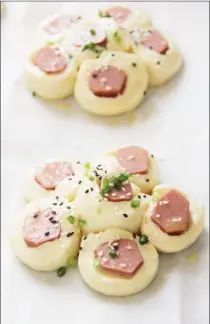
[44,15,79,35]
[103,182,133,202]
[89,65,127,98]
[140,30,169,54]
[73,26,107,47]
[35,161,74,190]
[32,47,67,74]
[116,146,149,174]
[95,238,143,276]
[152,190,190,235]
[23,208,61,247]
[107,6,131,23]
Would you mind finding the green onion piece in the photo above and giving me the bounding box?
[93,258,100,267]
[32,91,36,97]
[139,235,149,245]
[109,250,118,258]
[79,219,87,226]
[82,42,96,52]
[46,41,54,46]
[97,206,102,214]
[90,29,96,36]
[57,267,66,277]
[100,172,131,196]
[131,199,140,208]
[98,10,111,18]
[67,215,76,224]
[68,257,77,268]
[84,162,91,170]
[89,176,95,181]
[113,31,121,43]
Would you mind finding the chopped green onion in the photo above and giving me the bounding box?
[84,162,91,170]
[79,219,87,226]
[32,91,36,97]
[98,10,111,18]
[97,206,102,214]
[93,258,100,267]
[82,42,96,52]
[139,235,149,245]
[109,250,118,258]
[100,172,131,196]
[67,215,76,224]
[131,199,140,208]
[68,257,77,268]
[113,31,121,43]
[46,41,54,46]
[89,176,95,181]
[90,29,96,36]
[57,267,66,277]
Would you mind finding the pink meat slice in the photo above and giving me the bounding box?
[104,182,133,202]
[35,161,74,190]
[23,208,61,247]
[44,15,77,35]
[140,30,169,54]
[89,65,127,98]
[73,26,107,47]
[152,189,190,235]
[95,238,143,276]
[32,47,67,74]
[116,146,149,174]
[107,6,131,23]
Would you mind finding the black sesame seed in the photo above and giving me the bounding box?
[49,217,54,221]
[59,202,64,206]
[78,180,82,185]
[77,161,81,164]
[90,188,94,192]
[52,211,56,215]
[52,203,57,206]
[145,178,150,182]
[69,54,73,59]
[45,232,50,236]
[139,235,149,245]
[67,232,74,237]
[151,154,154,158]
[33,214,38,218]
[83,235,87,240]
[79,247,82,250]
[92,73,98,78]
[143,195,147,198]
[132,62,137,67]
[51,220,58,224]
[97,164,102,167]
[66,206,71,209]
[111,53,115,57]
[133,233,137,238]
[56,196,59,200]
[149,46,153,50]
[85,189,89,194]
[99,176,102,181]
[123,213,128,218]
[57,267,66,277]
[138,195,141,199]
[105,170,107,174]
[78,16,82,20]
[144,90,147,96]
[156,61,161,65]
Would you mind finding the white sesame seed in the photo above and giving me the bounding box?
[163,200,169,205]
[105,85,112,90]
[120,195,126,199]
[111,192,117,196]
[98,251,104,257]
[100,77,107,83]
[122,188,126,192]
[112,242,118,247]
[119,263,127,268]
[126,192,132,196]
[103,257,108,263]
[127,155,135,160]
[155,214,160,218]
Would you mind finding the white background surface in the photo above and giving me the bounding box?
[1,2,209,324]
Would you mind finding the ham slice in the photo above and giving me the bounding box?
[32,47,67,74]
[152,189,190,235]
[107,6,131,23]
[116,146,149,174]
[95,238,143,276]
[140,30,169,54]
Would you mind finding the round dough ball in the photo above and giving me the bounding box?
[37,13,83,44]
[104,6,152,30]
[22,158,82,203]
[90,148,159,194]
[141,184,204,253]
[131,28,182,86]
[72,176,147,234]
[11,197,81,272]
[74,51,148,116]
[78,228,159,296]
[25,45,77,100]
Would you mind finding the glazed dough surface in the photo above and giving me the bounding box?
[72,177,148,234]
[25,46,78,100]
[132,29,182,86]
[22,158,83,203]
[141,184,204,253]
[78,228,159,296]
[90,150,159,194]
[74,51,148,116]
[11,197,81,271]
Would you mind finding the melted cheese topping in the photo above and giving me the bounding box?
[74,51,148,116]
[11,197,81,271]
[78,228,159,296]
[141,184,204,253]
